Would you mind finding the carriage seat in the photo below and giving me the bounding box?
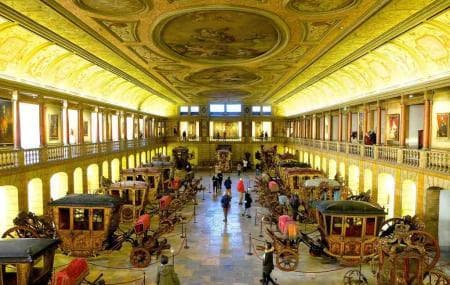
[53,258,89,285]
[278,215,292,234]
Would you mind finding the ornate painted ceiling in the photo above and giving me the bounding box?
[0,0,448,116]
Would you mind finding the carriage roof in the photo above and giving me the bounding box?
[315,200,386,216]
[0,238,59,263]
[283,168,323,175]
[48,194,122,208]
[304,178,341,188]
[109,181,148,189]
[122,167,162,174]
[278,160,310,168]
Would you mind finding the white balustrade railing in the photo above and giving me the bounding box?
[403,149,420,167]
[338,143,346,153]
[426,151,449,173]
[364,145,374,159]
[349,144,360,156]
[328,141,338,152]
[377,146,398,162]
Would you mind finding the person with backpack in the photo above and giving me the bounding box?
[156,255,180,285]
[242,191,252,218]
[221,192,232,223]
[224,176,232,196]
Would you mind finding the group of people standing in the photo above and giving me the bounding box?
[219,177,253,223]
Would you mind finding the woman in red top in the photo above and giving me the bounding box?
[237,178,245,205]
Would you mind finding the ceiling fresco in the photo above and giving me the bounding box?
[0,0,448,116]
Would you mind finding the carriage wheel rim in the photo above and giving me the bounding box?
[130,247,151,268]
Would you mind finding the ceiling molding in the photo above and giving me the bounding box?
[274,0,449,104]
[0,1,183,105]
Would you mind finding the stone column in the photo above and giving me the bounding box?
[321,114,325,140]
[39,98,46,147]
[12,91,21,149]
[338,110,343,142]
[347,111,352,142]
[123,113,128,140]
[423,91,432,149]
[376,103,382,145]
[67,169,74,195]
[327,113,332,141]
[96,108,100,143]
[78,106,84,144]
[63,100,69,145]
[364,105,369,134]
[399,96,407,147]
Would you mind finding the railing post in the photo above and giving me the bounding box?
[17,149,24,167]
[360,145,365,158]
[419,150,427,169]
[373,145,378,160]
[345,143,349,154]
[397,149,403,164]
[40,148,48,163]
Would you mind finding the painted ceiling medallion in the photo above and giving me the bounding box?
[289,0,358,13]
[155,8,285,63]
[186,67,260,87]
[74,0,148,16]
[197,89,251,100]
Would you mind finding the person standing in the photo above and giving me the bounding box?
[224,176,232,196]
[221,192,232,223]
[182,131,186,142]
[242,191,252,218]
[243,159,248,172]
[237,163,242,177]
[237,178,245,205]
[212,175,218,194]
[290,194,300,221]
[261,242,278,285]
[156,255,180,285]
[217,171,223,190]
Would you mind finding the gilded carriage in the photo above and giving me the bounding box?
[304,178,347,201]
[215,149,232,173]
[282,168,324,196]
[142,159,174,193]
[106,181,148,223]
[0,238,59,285]
[48,194,122,257]
[121,167,161,198]
[315,200,386,265]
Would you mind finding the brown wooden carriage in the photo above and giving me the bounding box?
[121,167,161,199]
[315,200,386,265]
[48,194,122,257]
[142,161,174,194]
[0,238,59,285]
[281,168,325,197]
[106,181,148,223]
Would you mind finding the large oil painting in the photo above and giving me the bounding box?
[159,10,280,62]
[387,114,400,142]
[436,113,448,138]
[212,122,240,139]
[48,114,59,141]
[0,99,13,145]
[186,67,260,87]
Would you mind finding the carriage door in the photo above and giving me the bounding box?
[439,190,450,251]
[91,208,105,252]
[71,208,92,254]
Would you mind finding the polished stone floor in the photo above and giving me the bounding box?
[53,172,450,284]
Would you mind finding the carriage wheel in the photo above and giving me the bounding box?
[2,226,39,239]
[121,206,135,223]
[423,269,449,285]
[130,247,151,268]
[408,230,440,270]
[343,269,368,285]
[378,218,403,238]
[276,248,298,272]
[169,199,182,211]
[159,220,174,234]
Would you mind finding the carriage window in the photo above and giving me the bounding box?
[126,175,133,181]
[123,189,131,204]
[135,189,143,205]
[110,189,120,198]
[93,209,104,231]
[59,208,70,230]
[73,208,89,230]
[304,176,310,181]
[325,215,331,235]
[136,175,145,182]
[366,217,376,236]
[293,176,299,189]
[345,217,363,237]
[331,217,343,235]
[148,176,155,188]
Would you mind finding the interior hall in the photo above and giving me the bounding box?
[0,0,449,284]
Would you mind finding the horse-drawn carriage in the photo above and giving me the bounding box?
[106,181,148,223]
[215,149,232,173]
[172,146,194,181]
[121,167,161,198]
[256,145,278,176]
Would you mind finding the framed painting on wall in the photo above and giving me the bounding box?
[387,114,400,142]
[436,113,448,138]
[0,98,13,145]
[83,121,89,136]
[48,114,59,141]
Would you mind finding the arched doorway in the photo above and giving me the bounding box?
[328,160,337,179]
[50,172,68,200]
[102,161,109,179]
[321,157,327,175]
[135,153,140,167]
[339,162,346,181]
[314,155,321,170]
[348,165,360,194]
[363,169,372,193]
[28,178,43,215]
[128,154,135,168]
[121,156,127,170]
[111,159,120,182]
[87,164,99,193]
[303,152,309,164]
[377,173,395,219]
[401,180,416,216]
[141,151,146,164]
[0,185,18,235]
[73,167,83,194]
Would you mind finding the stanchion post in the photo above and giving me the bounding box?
[259,218,263,238]
[254,209,257,226]
[143,271,146,285]
[171,248,175,266]
[184,231,190,249]
[193,204,197,224]
[202,186,205,200]
[247,233,253,255]
[181,221,185,238]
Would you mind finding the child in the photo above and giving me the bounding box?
[242,191,253,218]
